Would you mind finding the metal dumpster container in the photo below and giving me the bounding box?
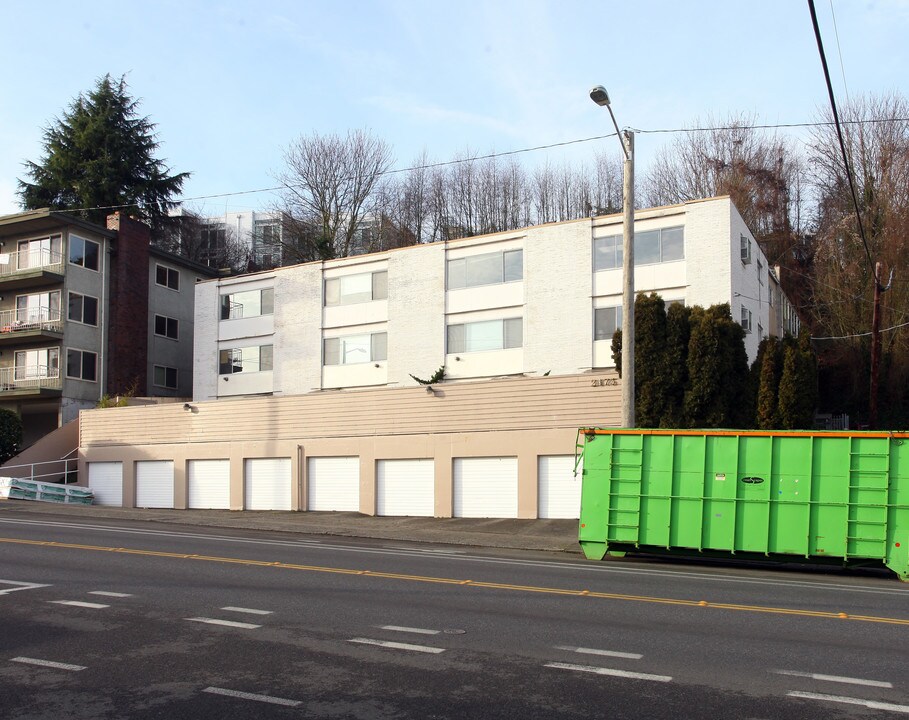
[577,429,909,581]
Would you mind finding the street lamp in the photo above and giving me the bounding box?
[590,85,635,428]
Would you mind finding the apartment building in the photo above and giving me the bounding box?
[0,209,216,446]
[78,196,801,518]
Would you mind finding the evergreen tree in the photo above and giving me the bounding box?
[634,293,668,428]
[0,409,22,464]
[778,332,819,429]
[660,303,691,428]
[756,337,783,429]
[18,74,188,230]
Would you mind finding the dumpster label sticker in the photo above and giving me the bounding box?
[741,476,765,484]
[715,474,726,482]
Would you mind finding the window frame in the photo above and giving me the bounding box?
[323,331,388,366]
[446,317,523,354]
[324,270,388,307]
[67,291,99,326]
[154,314,179,340]
[155,264,180,291]
[447,249,523,290]
[218,344,274,375]
[68,234,100,272]
[65,348,97,382]
[594,306,623,341]
[152,364,178,389]
[594,226,685,271]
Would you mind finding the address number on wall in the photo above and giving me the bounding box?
[591,378,618,387]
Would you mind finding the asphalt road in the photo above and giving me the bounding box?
[0,513,907,719]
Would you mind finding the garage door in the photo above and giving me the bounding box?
[453,457,518,518]
[245,458,292,511]
[136,460,174,509]
[307,457,359,511]
[88,462,123,507]
[188,459,230,509]
[538,455,582,519]
[376,459,434,516]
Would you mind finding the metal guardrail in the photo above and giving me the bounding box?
[0,307,62,334]
[0,365,62,392]
[0,248,65,277]
[2,455,77,485]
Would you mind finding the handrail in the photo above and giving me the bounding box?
[3,455,78,484]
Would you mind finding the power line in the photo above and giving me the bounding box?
[811,319,909,341]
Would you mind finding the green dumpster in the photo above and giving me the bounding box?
[577,429,909,581]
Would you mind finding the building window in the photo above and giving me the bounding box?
[741,235,753,265]
[220,288,274,320]
[154,314,179,340]
[15,290,61,326]
[741,306,753,333]
[447,249,523,290]
[594,226,684,270]
[155,264,180,290]
[594,307,623,341]
[67,292,98,326]
[325,271,388,307]
[17,235,62,269]
[14,347,59,380]
[757,258,764,284]
[447,318,522,353]
[219,345,273,374]
[66,348,97,381]
[68,235,100,271]
[200,223,227,264]
[254,219,282,266]
[323,332,387,365]
[153,365,178,389]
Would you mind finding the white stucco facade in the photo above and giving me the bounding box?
[193,197,791,401]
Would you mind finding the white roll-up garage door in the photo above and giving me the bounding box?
[188,459,230,509]
[245,458,292,511]
[307,457,359,511]
[88,462,123,507]
[376,459,434,516]
[453,457,518,518]
[538,455,582,519]
[136,460,174,509]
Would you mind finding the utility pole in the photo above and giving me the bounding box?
[869,262,883,429]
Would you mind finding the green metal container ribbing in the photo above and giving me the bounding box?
[577,429,909,581]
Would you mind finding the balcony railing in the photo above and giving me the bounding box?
[0,365,62,392]
[0,307,63,335]
[0,248,65,278]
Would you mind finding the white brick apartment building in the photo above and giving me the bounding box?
[78,196,799,518]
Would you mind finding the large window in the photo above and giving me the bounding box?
[155,264,180,290]
[68,235,100,271]
[325,271,387,307]
[15,348,59,380]
[154,315,179,340]
[447,318,522,353]
[66,349,97,381]
[17,235,62,269]
[16,290,61,325]
[594,226,684,270]
[153,365,178,389]
[324,332,387,365]
[219,345,273,375]
[447,249,523,290]
[68,292,98,326]
[221,288,274,320]
[594,307,622,341]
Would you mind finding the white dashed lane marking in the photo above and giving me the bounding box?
[775,670,893,688]
[545,662,672,683]
[0,580,51,595]
[378,625,441,635]
[348,638,445,654]
[556,645,643,660]
[186,617,262,629]
[203,687,301,707]
[88,591,133,598]
[11,657,86,672]
[220,606,273,616]
[48,600,109,609]
[788,691,909,714]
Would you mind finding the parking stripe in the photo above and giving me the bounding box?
[49,600,109,609]
[556,645,643,660]
[378,625,440,635]
[220,606,273,615]
[788,691,909,713]
[11,657,86,671]
[89,591,133,598]
[775,670,892,688]
[203,687,301,707]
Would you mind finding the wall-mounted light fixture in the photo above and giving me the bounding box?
[183,403,193,411]
[425,385,434,394]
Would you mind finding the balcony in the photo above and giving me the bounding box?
[0,248,65,290]
[0,307,63,345]
[0,365,62,397]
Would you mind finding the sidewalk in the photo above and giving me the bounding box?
[0,500,582,554]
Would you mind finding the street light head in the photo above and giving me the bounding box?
[589,85,611,107]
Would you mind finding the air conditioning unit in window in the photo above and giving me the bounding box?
[740,235,752,265]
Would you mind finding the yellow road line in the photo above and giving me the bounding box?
[2,536,907,626]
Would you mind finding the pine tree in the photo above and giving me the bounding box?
[660,303,691,428]
[778,332,819,429]
[634,293,668,428]
[18,74,188,230]
[756,337,783,429]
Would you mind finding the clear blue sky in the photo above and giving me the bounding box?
[1,0,906,217]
